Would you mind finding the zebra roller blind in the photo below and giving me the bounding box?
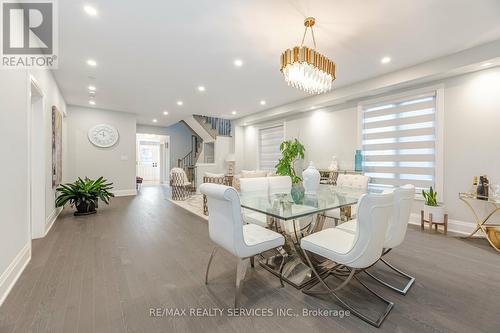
[361,92,437,191]
[259,125,284,170]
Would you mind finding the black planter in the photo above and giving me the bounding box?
[74,201,97,216]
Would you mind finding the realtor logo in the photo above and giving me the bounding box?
[1,0,58,68]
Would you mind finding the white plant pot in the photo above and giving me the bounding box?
[423,204,446,223]
[303,161,320,194]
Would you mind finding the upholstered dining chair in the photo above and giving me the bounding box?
[268,176,292,195]
[326,174,369,225]
[239,177,269,227]
[200,183,285,308]
[337,184,416,295]
[300,192,395,327]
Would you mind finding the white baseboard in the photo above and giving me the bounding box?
[409,213,476,235]
[44,207,62,237]
[0,242,31,307]
[112,189,137,197]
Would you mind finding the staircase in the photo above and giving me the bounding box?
[177,135,201,191]
[193,115,232,138]
[177,115,232,190]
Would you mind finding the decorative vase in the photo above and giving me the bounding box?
[291,183,305,204]
[303,161,320,195]
[355,150,363,172]
[423,204,445,223]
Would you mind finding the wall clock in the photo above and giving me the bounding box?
[88,124,119,148]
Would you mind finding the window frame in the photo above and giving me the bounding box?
[357,85,444,201]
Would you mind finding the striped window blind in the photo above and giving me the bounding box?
[259,125,284,170]
[361,92,437,192]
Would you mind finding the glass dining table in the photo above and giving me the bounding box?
[239,184,380,289]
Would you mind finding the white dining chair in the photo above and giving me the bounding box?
[337,184,416,294]
[268,176,292,195]
[239,177,269,227]
[326,174,369,225]
[200,183,285,307]
[300,192,395,327]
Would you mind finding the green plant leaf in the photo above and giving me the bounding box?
[55,177,114,209]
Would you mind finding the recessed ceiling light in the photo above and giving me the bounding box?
[88,85,96,91]
[260,100,266,105]
[177,101,183,106]
[232,111,237,115]
[89,100,96,105]
[381,56,391,64]
[87,59,97,67]
[234,59,243,67]
[197,86,206,92]
[84,5,97,16]
[152,119,157,123]
[310,106,316,110]
[163,111,169,115]
[481,62,492,68]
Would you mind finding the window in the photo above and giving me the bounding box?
[259,125,284,170]
[360,91,439,192]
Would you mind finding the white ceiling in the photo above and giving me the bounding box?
[54,0,500,126]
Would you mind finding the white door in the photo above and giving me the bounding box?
[137,141,161,183]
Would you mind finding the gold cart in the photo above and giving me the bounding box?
[459,193,500,252]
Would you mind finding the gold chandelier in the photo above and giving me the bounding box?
[280,17,336,94]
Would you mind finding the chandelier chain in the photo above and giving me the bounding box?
[300,26,317,50]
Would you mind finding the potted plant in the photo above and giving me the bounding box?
[55,177,114,216]
[422,186,445,222]
[275,138,305,203]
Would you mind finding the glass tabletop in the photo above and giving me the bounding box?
[240,185,381,220]
[459,192,500,204]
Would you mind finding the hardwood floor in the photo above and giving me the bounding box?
[1,185,499,333]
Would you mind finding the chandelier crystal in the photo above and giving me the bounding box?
[280,17,336,94]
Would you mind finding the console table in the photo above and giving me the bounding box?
[318,169,363,185]
[459,193,500,252]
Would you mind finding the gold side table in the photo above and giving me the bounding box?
[459,193,500,252]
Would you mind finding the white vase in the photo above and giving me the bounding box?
[303,161,320,194]
[423,204,446,223]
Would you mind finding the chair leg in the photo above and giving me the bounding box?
[302,250,394,328]
[364,257,416,295]
[205,247,217,285]
[250,256,255,268]
[235,258,250,308]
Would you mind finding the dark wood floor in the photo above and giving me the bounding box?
[1,185,500,333]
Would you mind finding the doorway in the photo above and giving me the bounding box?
[136,133,170,185]
[30,78,46,239]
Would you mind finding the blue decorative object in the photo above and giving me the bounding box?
[355,149,363,172]
[291,183,305,204]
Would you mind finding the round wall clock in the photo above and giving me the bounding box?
[88,124,119,148]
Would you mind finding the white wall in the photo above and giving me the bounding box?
[430,67,500,224]
[66,106,136,195]
[0,68,67,305]
[30,68,68,236]
[0,70,30,303]
[234,106,358,173]
[234,66,500,227]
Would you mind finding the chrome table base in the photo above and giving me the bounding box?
[259,213,330,289]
